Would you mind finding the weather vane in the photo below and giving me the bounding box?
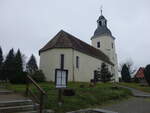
[100,5,103,15]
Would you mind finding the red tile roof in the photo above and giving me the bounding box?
[135,67,145,78]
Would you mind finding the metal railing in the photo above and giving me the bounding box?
[26,75,46,113]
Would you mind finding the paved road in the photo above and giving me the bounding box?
[102,97,150,113]
[118,85,150,98]
[101,85,150,113]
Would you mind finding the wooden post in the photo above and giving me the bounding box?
[40,93,44,113]
[94,70,97,85]
[26,79,29,96]
[58,89,62,106]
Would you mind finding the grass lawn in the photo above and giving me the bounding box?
[8,82,132,113]
[119,82,150,93]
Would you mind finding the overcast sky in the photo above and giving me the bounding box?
[0,0,150,68]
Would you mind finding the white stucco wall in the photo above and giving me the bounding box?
[39,48,73,81]
[91,35,119,82]
[39,48,112,82]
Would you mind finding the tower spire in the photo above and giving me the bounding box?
[100,5,103,15]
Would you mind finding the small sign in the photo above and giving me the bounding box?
[55,69,68,88]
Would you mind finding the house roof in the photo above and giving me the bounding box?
[39,30,113,65]
[135,67,145,78]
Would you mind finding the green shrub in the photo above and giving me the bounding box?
[31,70,45,82]
[10,72,27,84]
[121,64,131,82]
[144,65,150,86]
[100,63,113,82]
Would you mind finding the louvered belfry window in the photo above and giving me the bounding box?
[97,42,100,48]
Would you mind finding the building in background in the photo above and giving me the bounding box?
[134,67,145,82]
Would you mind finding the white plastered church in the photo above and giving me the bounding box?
[39,12,119,82]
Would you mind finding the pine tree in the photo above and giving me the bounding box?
[10,49,26,83]
[121,64,131,82]
[14,49,23,73]
[0,47,3,66]
[0,47,4,80]
[144,64,150,86]
[100,63,113,83]
[3,48,15,80]
[26,54,38,74]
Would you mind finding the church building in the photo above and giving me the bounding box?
[39,11,119,82]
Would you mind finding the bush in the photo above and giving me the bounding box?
[31,70,45,82]
[100,63,113,83]
[134,77,140,83]
[10,72,27,84]
[144,65,150,86]
[63,88,75,96]
[121,64,131,82]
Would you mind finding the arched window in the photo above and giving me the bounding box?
[60,54,64,69]
[76,56,79,68]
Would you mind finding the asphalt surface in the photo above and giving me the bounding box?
[101,85,150,113]
[117,85,150,98]
[102,97,150,113]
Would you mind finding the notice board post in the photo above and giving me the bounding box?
[55,69,68,106]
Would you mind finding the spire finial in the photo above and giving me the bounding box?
[100,5,103,15]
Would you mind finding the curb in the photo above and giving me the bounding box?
[66,108,118,113]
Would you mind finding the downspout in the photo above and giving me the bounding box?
[72,49,75,81]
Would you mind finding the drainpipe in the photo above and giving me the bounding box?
[72,49,75,82]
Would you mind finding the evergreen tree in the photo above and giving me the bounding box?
[14,49,23,73]
[3,49,15,80]
[0,47,4,80]
[26,54,38,74]
[121,64,131,82]
[0,47,3,66]
[31,70,45,82]
[144,64,150,86]
[10,49,25,83]
[100,63,113,83]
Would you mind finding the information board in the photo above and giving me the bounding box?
[55,69,68,88]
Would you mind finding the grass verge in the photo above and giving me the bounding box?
[119,82,150,93]
[8,82,132,113]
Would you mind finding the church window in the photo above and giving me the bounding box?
[112,43,113,48]
[97,42,100,48]
[60,54,64,69]
[76,56,79,68]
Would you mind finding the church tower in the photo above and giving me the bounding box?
[91,10,119,82]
